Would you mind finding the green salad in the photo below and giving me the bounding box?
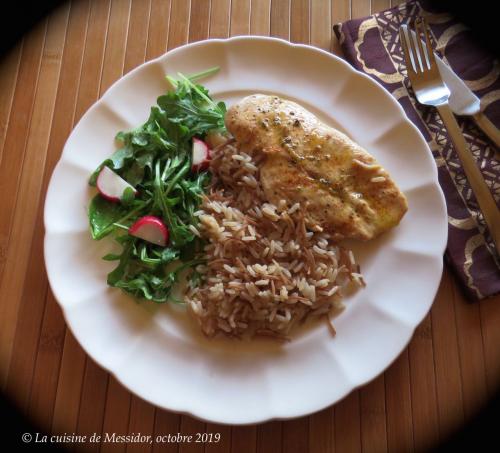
[87,68,225,303]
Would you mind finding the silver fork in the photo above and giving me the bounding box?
[400,17,500,256]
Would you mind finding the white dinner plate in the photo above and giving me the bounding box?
[44,37,447,424]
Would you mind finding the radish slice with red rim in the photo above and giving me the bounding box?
[96,166,137,202]
[191,138,211,172]
[129,216,169,247]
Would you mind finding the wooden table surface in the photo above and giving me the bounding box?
[1,0,499,452]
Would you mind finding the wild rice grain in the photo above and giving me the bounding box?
[223,264,237,274]
[348,250,356,266]
[244,162,258,172]
[242,175,258,188]
[328,286,339,296]
[313,245,326,255]
[316,279,330,288]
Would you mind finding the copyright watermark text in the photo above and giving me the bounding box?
[22,432,221,445]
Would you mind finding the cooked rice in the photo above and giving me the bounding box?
[185,139,363,339]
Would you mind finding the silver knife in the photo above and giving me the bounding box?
[410,30,500,148]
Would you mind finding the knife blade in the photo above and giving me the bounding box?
[410,29,500,148]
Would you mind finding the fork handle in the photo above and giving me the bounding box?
[436,103,500,256]
[473,111,500,149]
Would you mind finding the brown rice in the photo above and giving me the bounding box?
[185,139,364,339]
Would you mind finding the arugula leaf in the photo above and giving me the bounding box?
[88,68,225,303]
[107,240,133,285]
[121,187,136,207]
[88,195,128,240]
[102,253,121,261]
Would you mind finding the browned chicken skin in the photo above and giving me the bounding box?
[225,94,408,241]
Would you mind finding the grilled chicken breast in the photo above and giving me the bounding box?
[225,94,408,241]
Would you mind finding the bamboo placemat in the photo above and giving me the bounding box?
[0,1,499,452]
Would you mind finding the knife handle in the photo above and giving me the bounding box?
[473,111,500,149]
[437,103,500,256]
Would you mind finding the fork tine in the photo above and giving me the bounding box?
[420,16,436,67]
[414,18,428,70]
[405,24,421,73]
[399,25,416,74]
[407,23,423,73]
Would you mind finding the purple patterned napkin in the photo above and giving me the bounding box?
[333,0,500,301]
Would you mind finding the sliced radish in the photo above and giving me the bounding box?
[191,138,211,172]
[96,166,137,202]
[129,216,169,247]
